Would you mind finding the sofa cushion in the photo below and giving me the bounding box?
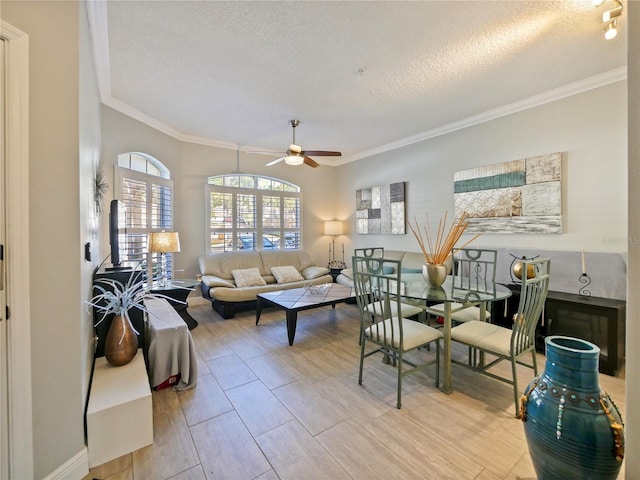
[231,268,266,287]
[302,265,330,280]
[199,251,263,279]
[271,265,304,284]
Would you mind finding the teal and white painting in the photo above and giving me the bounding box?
[454,152,562,234]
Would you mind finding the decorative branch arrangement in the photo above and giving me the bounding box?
[408,211,481,265]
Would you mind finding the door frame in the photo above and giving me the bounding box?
[1,20,34,479]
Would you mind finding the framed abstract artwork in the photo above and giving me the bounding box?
[356,182,405,234]
[454,152,563,234]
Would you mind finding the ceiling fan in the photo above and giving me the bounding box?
[265,120,341,168]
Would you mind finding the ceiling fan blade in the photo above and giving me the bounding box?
[265,156,285,167]
[303,156,320,168]
[301,150,341,157]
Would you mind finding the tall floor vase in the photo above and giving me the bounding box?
[104,314,138,366]
[520,336,624,480]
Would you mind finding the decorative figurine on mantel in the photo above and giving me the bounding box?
[510,253,540,284]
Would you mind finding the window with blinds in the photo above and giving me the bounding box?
[207,174,302,253]
[115,153,173,281]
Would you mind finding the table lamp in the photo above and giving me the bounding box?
[149,231,181,286]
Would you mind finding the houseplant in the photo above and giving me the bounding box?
[87,268,186,366]
[408,211,480,287]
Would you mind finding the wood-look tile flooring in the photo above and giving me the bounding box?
[85,298,626,480]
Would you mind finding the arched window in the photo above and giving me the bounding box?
[115,153,174,281]
[207,174,302,253]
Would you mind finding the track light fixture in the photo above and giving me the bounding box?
[604,19,618,40]
[602,0,623,22]
[597,0,623,40]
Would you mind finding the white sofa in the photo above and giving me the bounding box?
[199,250,332,318]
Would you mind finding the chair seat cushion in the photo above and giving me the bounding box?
[450,321,513,357]
[364,301,423,319]
[364,318,442,351]
[429,302,490,323]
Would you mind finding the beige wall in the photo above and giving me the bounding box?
[625,1,639,476]
[336,81,627,257]
[100,107,340,279]
[1,1,98,478]
[79,1,103,415]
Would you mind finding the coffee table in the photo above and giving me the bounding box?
[256,284,355,345]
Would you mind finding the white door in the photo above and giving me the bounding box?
[0,21,33,477]
[0,37,9,480]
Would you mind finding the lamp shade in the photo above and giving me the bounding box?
[324,221,343,236]
[149,231,181,253]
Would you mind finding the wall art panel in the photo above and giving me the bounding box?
[454,152,563,234]
[356,182,405,234]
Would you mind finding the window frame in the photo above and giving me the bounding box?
[206,174,302,253]
[114,153,174,281]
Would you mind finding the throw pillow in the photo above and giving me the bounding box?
[231,268,266,287]
[271,265,304,284]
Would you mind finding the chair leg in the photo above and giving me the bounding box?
[532,350,538,376]
[396,350,403,409]
[435,340,440,387]
[358,334,366,385]
[511,357,520,418]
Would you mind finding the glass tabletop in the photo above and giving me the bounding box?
[146,279,200,291]
[400,273,512,304]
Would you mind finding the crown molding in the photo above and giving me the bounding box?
[340,66,628,165]
[103,96,240,150]
[86,1,627,165]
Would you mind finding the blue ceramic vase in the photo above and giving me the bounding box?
[521,336,624,480]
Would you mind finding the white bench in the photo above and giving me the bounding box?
[86,350,152,467]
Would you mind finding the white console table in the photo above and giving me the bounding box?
[86,349,152,467]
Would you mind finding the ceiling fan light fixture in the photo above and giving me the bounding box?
[604,19,618,39]
[285,153,304,165]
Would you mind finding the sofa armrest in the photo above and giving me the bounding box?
[301,266,330,280]
[201,274,235,289]
[339,268,353,280]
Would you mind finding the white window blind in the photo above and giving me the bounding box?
[115,164,174,281]
[207,174,302,253]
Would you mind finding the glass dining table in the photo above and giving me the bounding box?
[400,273,513,394]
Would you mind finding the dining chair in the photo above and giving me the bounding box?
[428,248,498,324]
[449,258,550,417]
[353,248,424,320]
[427,248,498,365]
[353,256,442,409]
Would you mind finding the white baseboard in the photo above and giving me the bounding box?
[43,448,89,480]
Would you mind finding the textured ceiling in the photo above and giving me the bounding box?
[88,1,628,165]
